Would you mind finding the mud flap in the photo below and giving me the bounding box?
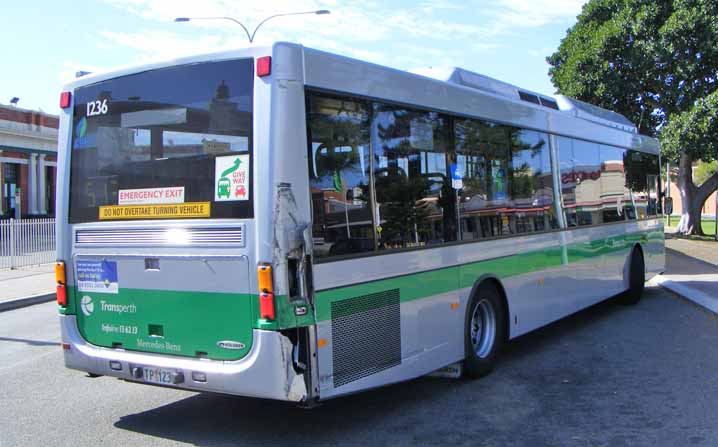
[427,361,464,379]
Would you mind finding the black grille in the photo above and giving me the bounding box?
[518,91,540,105]
[331,289,401,388]
[540,97,559,110]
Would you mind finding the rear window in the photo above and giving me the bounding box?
[69,58,254,223]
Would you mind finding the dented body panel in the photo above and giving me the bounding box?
[57,42,664,403]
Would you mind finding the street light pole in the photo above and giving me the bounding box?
[174,10,330,43]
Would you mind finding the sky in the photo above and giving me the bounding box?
[2,0,586,115]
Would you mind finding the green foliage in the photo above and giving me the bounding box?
[694,160,718,186]
[547,0,718,160]
[661,90,718,165]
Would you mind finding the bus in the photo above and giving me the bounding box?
[56,42,666,403]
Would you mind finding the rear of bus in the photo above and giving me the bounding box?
[56,45,315,402]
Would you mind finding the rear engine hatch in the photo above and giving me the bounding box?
[73,254,252,361]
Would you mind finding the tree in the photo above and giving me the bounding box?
[661,90,718,231]
[694,160,718,186]
[547,0,718,234]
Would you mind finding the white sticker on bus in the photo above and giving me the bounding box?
[215,154,250,201]
[118,186,185,205]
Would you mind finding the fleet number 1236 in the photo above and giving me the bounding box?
[87,99,108,117]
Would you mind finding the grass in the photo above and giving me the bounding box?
[667,216,718,237]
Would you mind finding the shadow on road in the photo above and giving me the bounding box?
[0,336,59,347]
[665,248,718,276]
[663,248,718,299]
[113,290,641,446]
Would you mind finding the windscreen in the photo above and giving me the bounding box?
[69,58,254,223]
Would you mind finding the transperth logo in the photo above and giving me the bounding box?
[80,296,94,316]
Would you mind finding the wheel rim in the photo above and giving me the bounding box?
[470,298,497,358]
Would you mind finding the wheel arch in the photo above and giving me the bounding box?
[622,242,645,289]
[467,274,510,343]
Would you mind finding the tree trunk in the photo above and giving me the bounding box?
[676,151,718,235]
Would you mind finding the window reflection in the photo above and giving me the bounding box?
[307,95,374,258]
[69,58,254,223]
[599,145,632,222]
[559,137,603,226]
[456,120,557,239]
[306,91,662,260]
[625,151,661,218]
[372,105,455,250]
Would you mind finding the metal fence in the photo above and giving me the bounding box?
[0,218,55,269]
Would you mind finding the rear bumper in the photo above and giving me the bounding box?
[60,314,307,401]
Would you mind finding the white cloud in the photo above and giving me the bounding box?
[58,61,112,84]
[491,0,585,28]
[94,0,586,73]
[528,47,555,57]
[99,29,228,60]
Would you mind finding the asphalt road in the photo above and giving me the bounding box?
[1,286,717,447]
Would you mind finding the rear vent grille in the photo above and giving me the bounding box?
[518,91,540,105]
[331,288,401,388]
[539,97,559,110]
[519,91,560,110]
[75,226,244,247]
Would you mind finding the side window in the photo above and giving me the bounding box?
[509,129,559,233]
[625,151,661,218]
[599,145,631,222]
[372,105,455,250]
[558,137,602,226]
[647,154,662,216]
[307,94,374,258]
[456,123,557,240]
[454,119,512,239]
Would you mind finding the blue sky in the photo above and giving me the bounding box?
[3,0,585,115]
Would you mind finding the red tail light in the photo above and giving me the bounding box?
[259,292,275,320]
[56,284,67,307]
[56,261,67,306]
[59,91,72,109]
[257,56,271,77]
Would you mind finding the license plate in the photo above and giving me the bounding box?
[142,367,175,385]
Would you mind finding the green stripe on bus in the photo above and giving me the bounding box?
[60,229,663,331]
[313,230,663,322]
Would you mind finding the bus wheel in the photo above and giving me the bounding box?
[620,248,645,305]
[463,282,506,379]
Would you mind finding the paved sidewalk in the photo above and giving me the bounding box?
[666,236,718,266]
[655,237,718,313]
[0,264,55,312]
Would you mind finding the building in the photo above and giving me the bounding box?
[667,181,717,217]
[0,103,57,218]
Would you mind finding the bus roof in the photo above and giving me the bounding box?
[61,42,658,155]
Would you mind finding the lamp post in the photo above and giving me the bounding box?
[174,10,330,43]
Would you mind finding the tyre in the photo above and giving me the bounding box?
[620,248,645,305]
[463,282,506,379]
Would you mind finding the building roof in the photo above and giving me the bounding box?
[0,104,58,153]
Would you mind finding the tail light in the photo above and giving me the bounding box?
[256,56,271,77]
[258,264,273,293]
[257,264,275,320]
[56,261,67,306]
[259,292,276,320]
[59,92,72,109]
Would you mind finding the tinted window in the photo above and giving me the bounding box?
[307,95,374,258]
[558,137,603,226]
[625,151,661,217]
[70,58,254,223]
[599,145,631,222]
[372,105,455,250]
[509,129,558,233]
[456,120,557,239]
